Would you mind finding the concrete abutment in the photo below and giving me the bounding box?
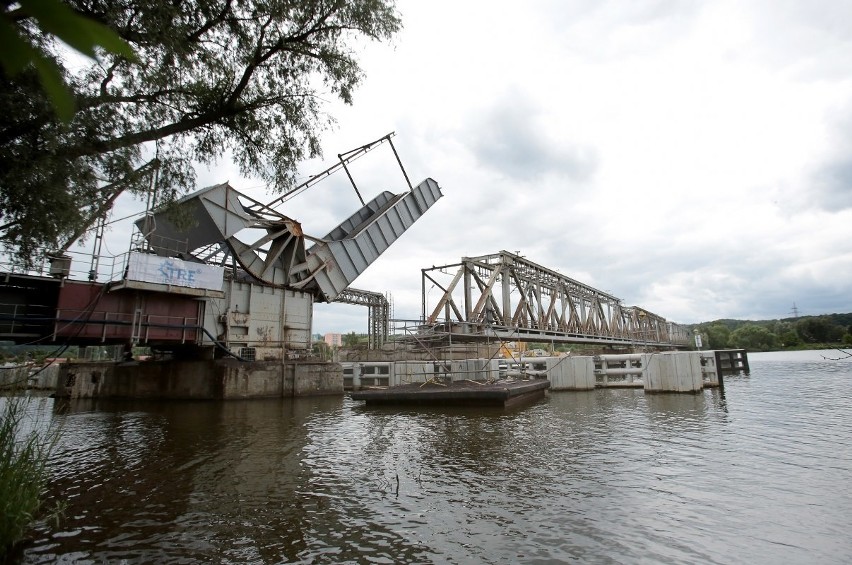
[50,349,746,399]
[55,359,343,399]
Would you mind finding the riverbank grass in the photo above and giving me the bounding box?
[0,395,57,559]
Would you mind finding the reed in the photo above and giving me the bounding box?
[0,393,58,559]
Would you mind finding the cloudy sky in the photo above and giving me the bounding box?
[100,0,852,334]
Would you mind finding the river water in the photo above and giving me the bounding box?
[13,350,852,564]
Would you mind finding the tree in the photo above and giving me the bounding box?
[312,340,331,360]
[1,0,134,121]
[729,324,778,352]
[1,0,401,265]
[777,329,800,347]
[771,320,800,347]
[703,324,731,349]
[341,331,368,348]
[796,316,843,344]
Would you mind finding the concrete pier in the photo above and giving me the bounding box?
[54,359,343,399]
[40,349,746,400]
[343,349,747,396]
[546,356,596,390]
[643,352,704,393]
[1,363,61,390]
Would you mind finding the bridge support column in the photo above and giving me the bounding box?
[643,352,703,393]
[547,356,595,390]
[699,352,720,387]
[352,363,362,391]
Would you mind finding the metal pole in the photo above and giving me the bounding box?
[88,214,105,281]
[388,136,413,190]
[339,155,366,206]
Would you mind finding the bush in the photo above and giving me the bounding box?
[0,395,58,557]
[730,324,778,351]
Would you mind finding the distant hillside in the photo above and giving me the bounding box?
[687,313,852,351]
[687,312,852,331]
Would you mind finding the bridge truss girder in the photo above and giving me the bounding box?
[334,287,389,349]
[421,250,690,347]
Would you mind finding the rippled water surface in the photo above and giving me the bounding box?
[15,350,852,563]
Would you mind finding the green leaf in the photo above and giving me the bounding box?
[0,18,75,121]
[31,53,76,122]
[19,0,135,60]
[0,18,33,74]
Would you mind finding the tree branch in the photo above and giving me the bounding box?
[99,59,121,97]
[186,0,234,43]
[821,348,852,361]
[57,158,159,251]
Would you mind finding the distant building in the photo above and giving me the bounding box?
[324,333,342,347]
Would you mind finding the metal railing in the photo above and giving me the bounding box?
[1,248,130,283]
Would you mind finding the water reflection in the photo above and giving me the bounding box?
[29,398,346,562]
[16,353,852,564]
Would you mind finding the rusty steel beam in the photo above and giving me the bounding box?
[420,251,690,347]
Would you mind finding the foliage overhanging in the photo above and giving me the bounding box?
[0,0,401,265]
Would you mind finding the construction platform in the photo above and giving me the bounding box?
[350,378,550,408]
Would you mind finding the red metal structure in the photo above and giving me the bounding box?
[53,280,202,345]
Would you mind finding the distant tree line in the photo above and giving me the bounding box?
[693,313,852,352]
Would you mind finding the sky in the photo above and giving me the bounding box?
[93,0,852,335]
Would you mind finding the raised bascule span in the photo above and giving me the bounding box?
[302,178,442,302]
[134,178,442,303]
[420,250,690,348]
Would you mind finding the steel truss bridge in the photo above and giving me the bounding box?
[421,251,691,348]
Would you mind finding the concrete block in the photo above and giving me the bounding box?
[547,356,595,390]
[699,352,720,386]
[392,361,435,385]
[57,359,342,399]
[223,362,284,398]
[481,358,501,380]
[292,362,342,396]
[32,364,61,389]
[56,362,115,398]
[0,365,29,389]
[644,352,703,393]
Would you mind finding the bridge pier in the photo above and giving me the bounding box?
[343,350,748,396]
[643,352,704,393]
[54,359,343,399]
[546,356,595,390]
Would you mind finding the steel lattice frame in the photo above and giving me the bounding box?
[421,250,690,347]
[334,288,389,349]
